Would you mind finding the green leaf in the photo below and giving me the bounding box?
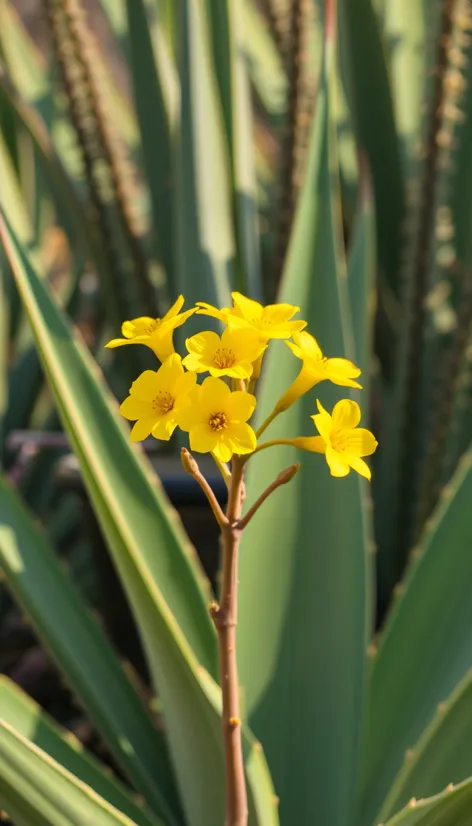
[383,778,472,826]
[206,0,262,299]
[237,9,371,824]
[0,476,180,825]
[0,208,216,672]
[0,677,162,826]
[358,447,472,825]
[380,0,428,180]
[125,0,178,284]
[0,721,142,826]
[347,157,376,387]
[339,0,404,293]
[239,0,286,118]
[0,66,122,328]
[0,210,278,826]
[175,0,235,320]
[378,668,472,823]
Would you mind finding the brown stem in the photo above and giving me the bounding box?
[210,457,248,826]
[237,463,300,530]
[181,449,228,528]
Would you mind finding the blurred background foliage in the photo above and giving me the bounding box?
[4,0,472,825]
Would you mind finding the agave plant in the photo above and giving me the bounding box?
[3,0,472,825]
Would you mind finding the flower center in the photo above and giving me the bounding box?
[209,412,228,432]
[144,320,159,335]
[213,348,236,369]
[151,391,174,414]
[331,431,350,452]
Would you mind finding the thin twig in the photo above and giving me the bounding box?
[181,449,228,528]
[211,456,248,826]
[237,464,300,529]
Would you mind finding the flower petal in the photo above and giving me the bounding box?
[130,417,156,442]
[122,317,155,338]
[292,331,323,359]
[228,391,256,422]
[151,416,177,441]
[221,327,266,362]
[275,366,320,413]
[153,353,184,391]
[175,390,202,431]
[163,295,185,320]
[182,353,207,373]
[185,330,221,355]
[120,396,151,420]
[196,302,229,323]
[291,436,326,453]
[189,423,218,454]
[225,422,257,455]
[200,376,231,409]
[312,400,333,444]
[331,399,361,431]
[262,302,301,323]
[214,439,233,463]
[210,362,253,379]
[129,370,161,401]
[348,455,372,480]
[231,292,263,320]
[325,445,350,477]
[105,336,150,349]
[343,428,378,457]
[174,370,198,397]
[324,357,362,389]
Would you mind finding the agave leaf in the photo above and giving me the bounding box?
[378,668,472,823]
[358,447,472,825]
[175,0,234,321]
[338,0,404,294]
[0,677,162,826]
[0,721,144,826]
[237,6,371,823]
[383,778,472,826]
[380,0,428,179]
[206,0,262,299]
[0,211,278,826]
[125,0,178,286]
[0,476,181,825]
[0,129,33,249]
[239,0,286,117]
[347,157,376,386]
[0,263,7,463]
[0,207,216,669]
[0,4,49,110]
[0,63,124,328]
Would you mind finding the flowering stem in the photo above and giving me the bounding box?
[237,464,300,530]
[211,451,232,488]
[210,456,248,826]
[248,437,297,458]
[181,449,228,528]
[255,408,279,438]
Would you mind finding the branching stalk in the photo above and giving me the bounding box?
[211,457,247,826]
[182,443,300,824]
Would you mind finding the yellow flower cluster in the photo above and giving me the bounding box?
[106,293,377,478]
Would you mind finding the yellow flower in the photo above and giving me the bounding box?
[295,399,377,479]
[120,354,196,442]
[182,327,267,379]
[275,331,362,412]
[197,292,306,341]
[177,377,257,462]
[105,296,196,362]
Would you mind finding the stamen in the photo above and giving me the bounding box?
[152,391,175,414]
[213,348,236,369]
[209,412,228,432]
